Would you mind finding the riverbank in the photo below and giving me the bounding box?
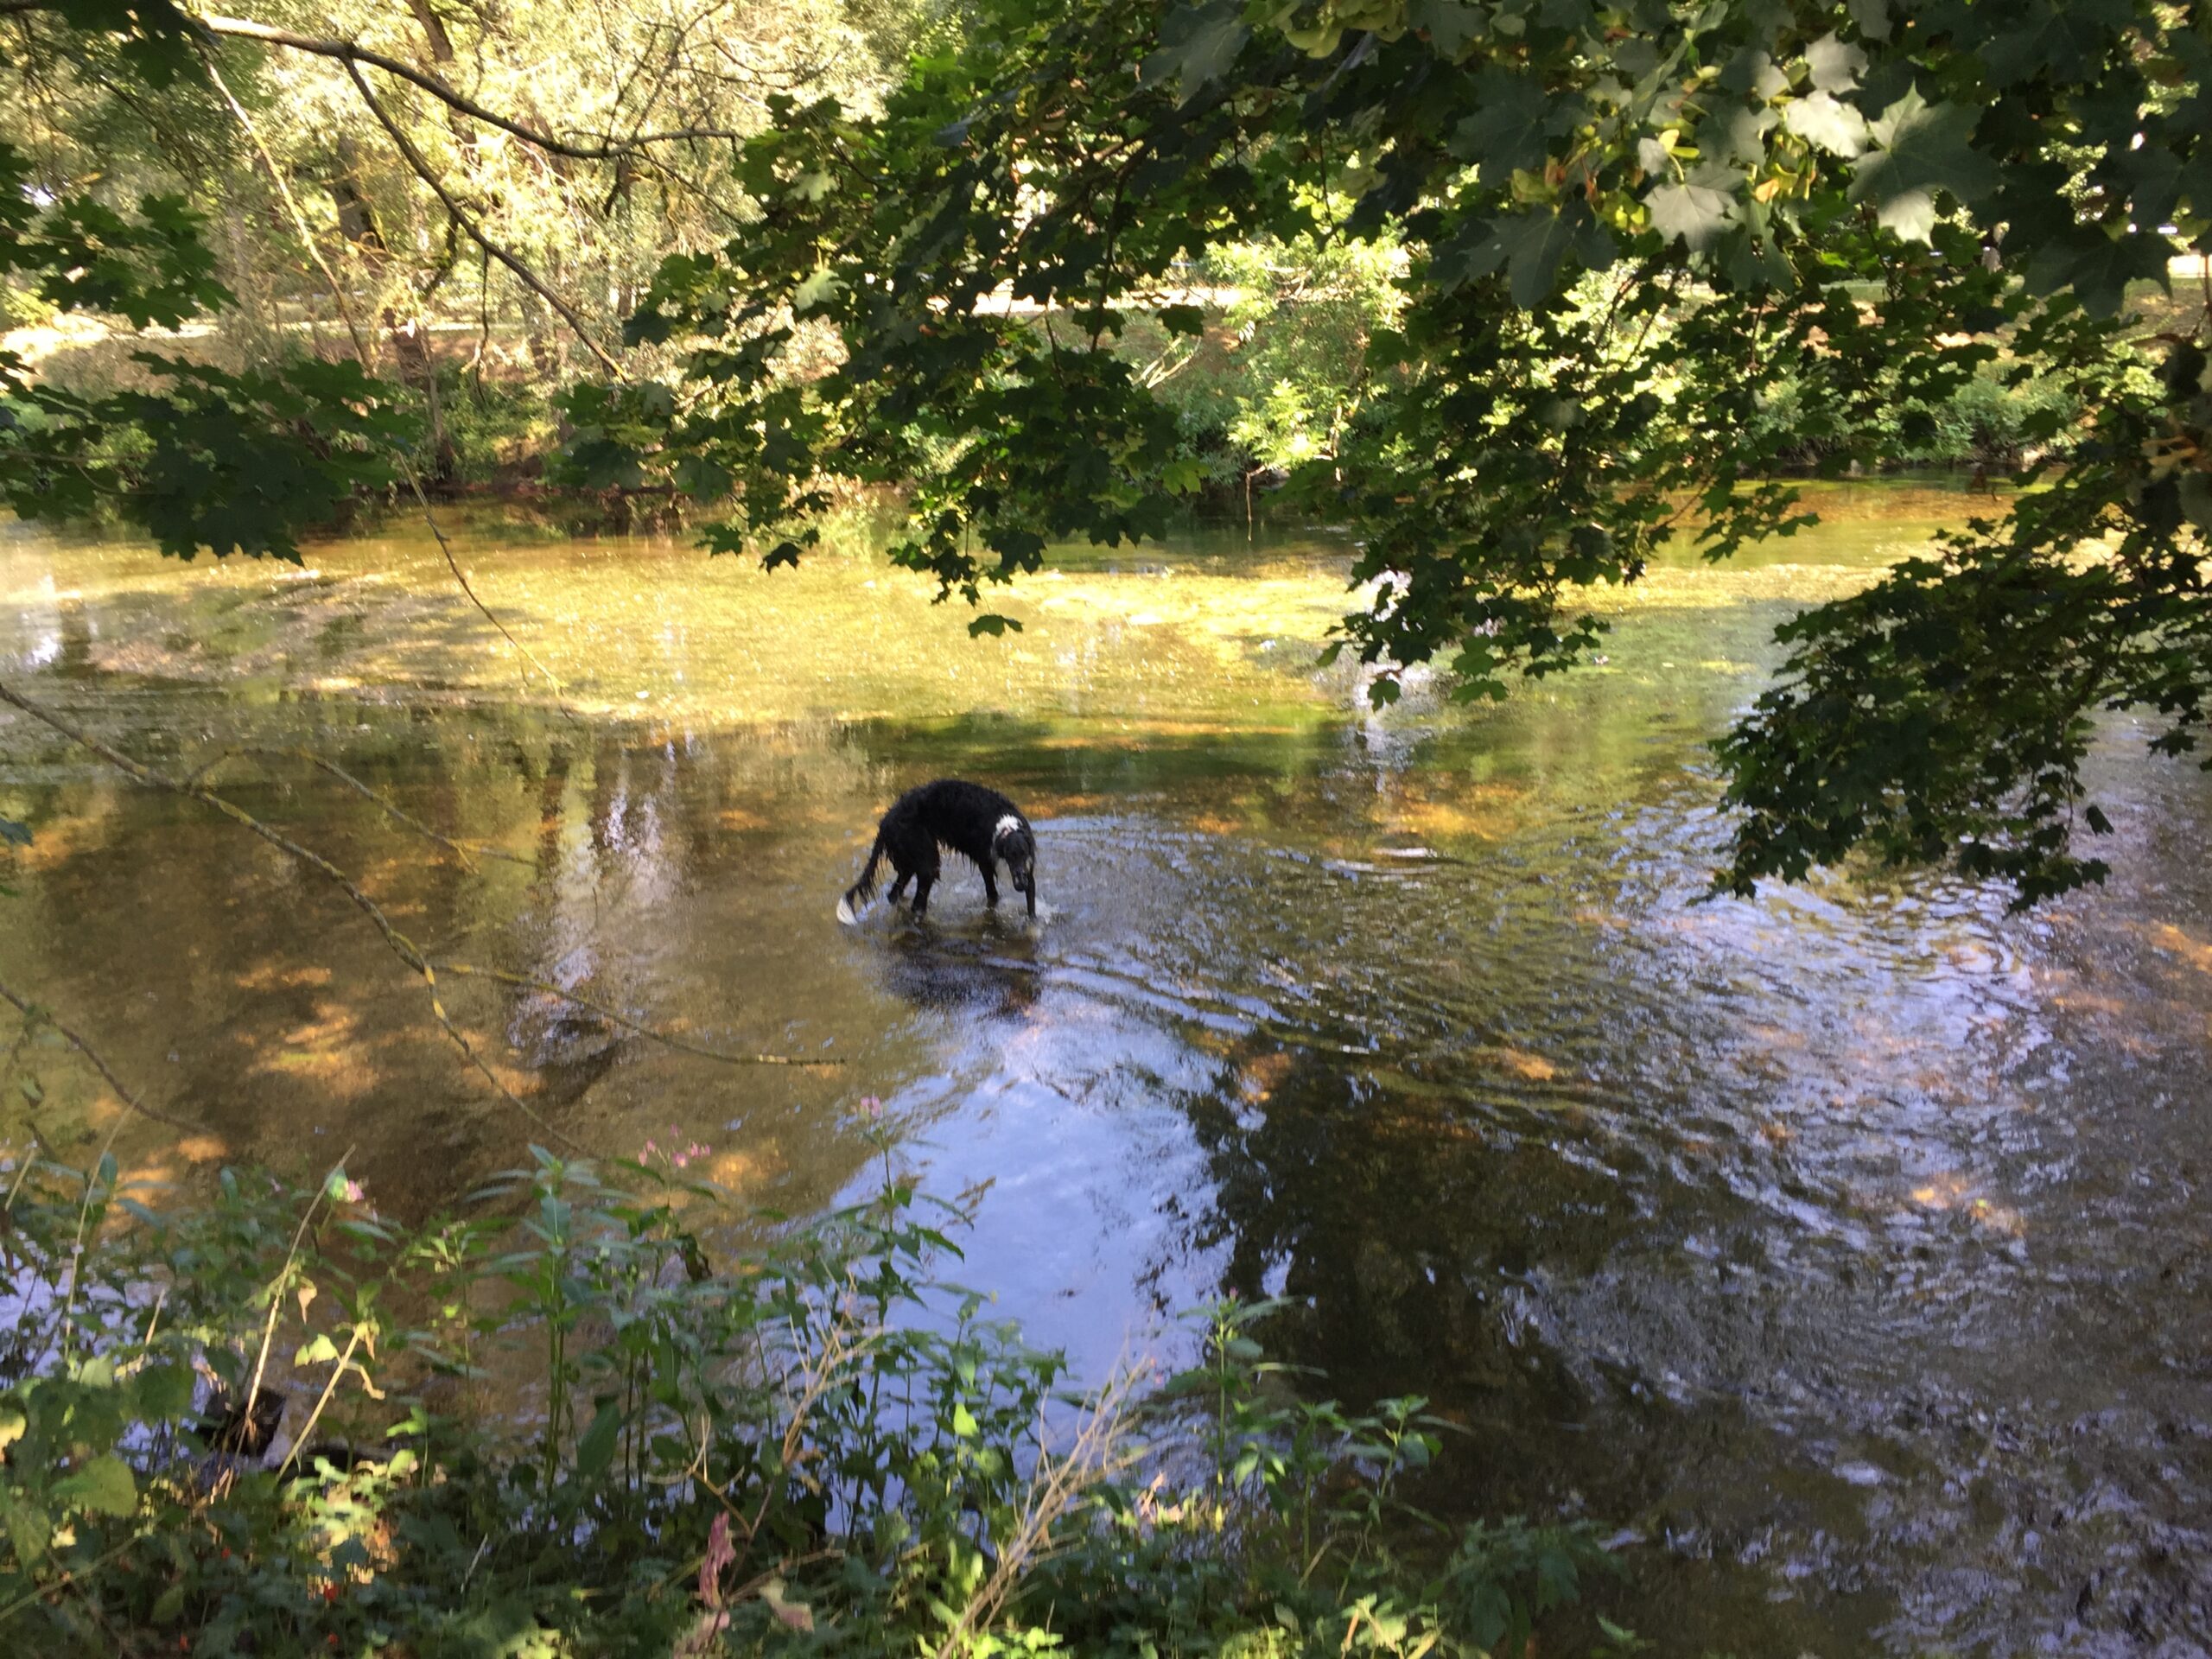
[0,1139,1613,1656]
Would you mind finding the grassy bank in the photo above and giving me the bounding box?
[0,1132,1622,1656]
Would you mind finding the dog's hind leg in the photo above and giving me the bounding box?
[909,845,941,918]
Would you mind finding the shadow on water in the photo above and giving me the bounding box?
[4,484,2212,1653]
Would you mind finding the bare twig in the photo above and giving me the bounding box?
[242,1149,353,1441]
[930,1361,1143,1658]
[0,977,204,1133]
[201,46,375,372]
[287,750,531,871]
[0,1535,141,1628]
[394,461,575,699]
[431,961,842,1067]
[0,680,589,1153]
[278,1321,371,1477]
[191,14,683,161]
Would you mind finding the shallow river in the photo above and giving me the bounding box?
[4,486,2211,1654]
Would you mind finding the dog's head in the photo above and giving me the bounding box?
[992,813,1036,898]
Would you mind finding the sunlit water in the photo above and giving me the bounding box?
[4,485,2210,1654]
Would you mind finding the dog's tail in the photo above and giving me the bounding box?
[837,833,887,925]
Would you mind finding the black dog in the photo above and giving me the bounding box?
[838,779,1038,922]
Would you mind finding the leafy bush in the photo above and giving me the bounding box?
[1746,359,2083,473]
[0,1137,1618,1655]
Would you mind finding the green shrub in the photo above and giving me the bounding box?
[1745,359,2084,473]
[0,1139,1617,1656]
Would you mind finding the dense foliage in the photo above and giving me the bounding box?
[3,0,2209,900]
[0,1141,1616,1655]
[583,0,2209,903]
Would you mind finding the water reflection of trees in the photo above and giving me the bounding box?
[1177,1038,1660,1509]
[3,708,890,1214]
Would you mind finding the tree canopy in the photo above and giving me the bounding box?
[3,0,2209,904]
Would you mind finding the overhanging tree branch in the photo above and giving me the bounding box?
[188,13,734,160]
[340,56,626,378]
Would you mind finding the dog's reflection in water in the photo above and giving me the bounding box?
[877,922,1041,1020]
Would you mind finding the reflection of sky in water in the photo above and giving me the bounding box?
[3,485,2211,1654]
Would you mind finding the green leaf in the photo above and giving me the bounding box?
[672,454,733,503]
[791,267,847,315]
[575,1399,622,1479]
[1645,182,1735,251]
[1408,0,1485,58]
[967,613,1022,637]
[2025,228,2173,318]
[1449,70,1551,185]
[1978,0,2133,89]
[54,1453,137,1518]
[1781,91,1870,158]
[1848,0,1891,41]
[1142,2,1249,105]
[1161,456,1208,493]
[2179,470,2212,531]
[133,1364,194,1422]
[294,1333,341,1366]
[1847,89,1999,241]
[1493,202,1611,308]
[0,1491,50,1564]
[950,1403,980,1438]
[1803,32,1867,93]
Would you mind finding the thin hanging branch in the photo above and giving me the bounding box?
[0,978,206,1134]
[0,680,589,1153]
[302,750,546,868]
[205,34,580,691]
[200,46,376,372]
[395,461,575,699]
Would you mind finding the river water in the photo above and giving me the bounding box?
[3,486,2210,1654]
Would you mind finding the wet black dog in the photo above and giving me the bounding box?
[838,779,1038,922]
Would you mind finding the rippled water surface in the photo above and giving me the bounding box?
[4,486,2210,1654]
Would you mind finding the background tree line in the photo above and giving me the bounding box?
[2,0,963,478]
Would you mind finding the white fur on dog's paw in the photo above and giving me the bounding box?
[836,896,857,925]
